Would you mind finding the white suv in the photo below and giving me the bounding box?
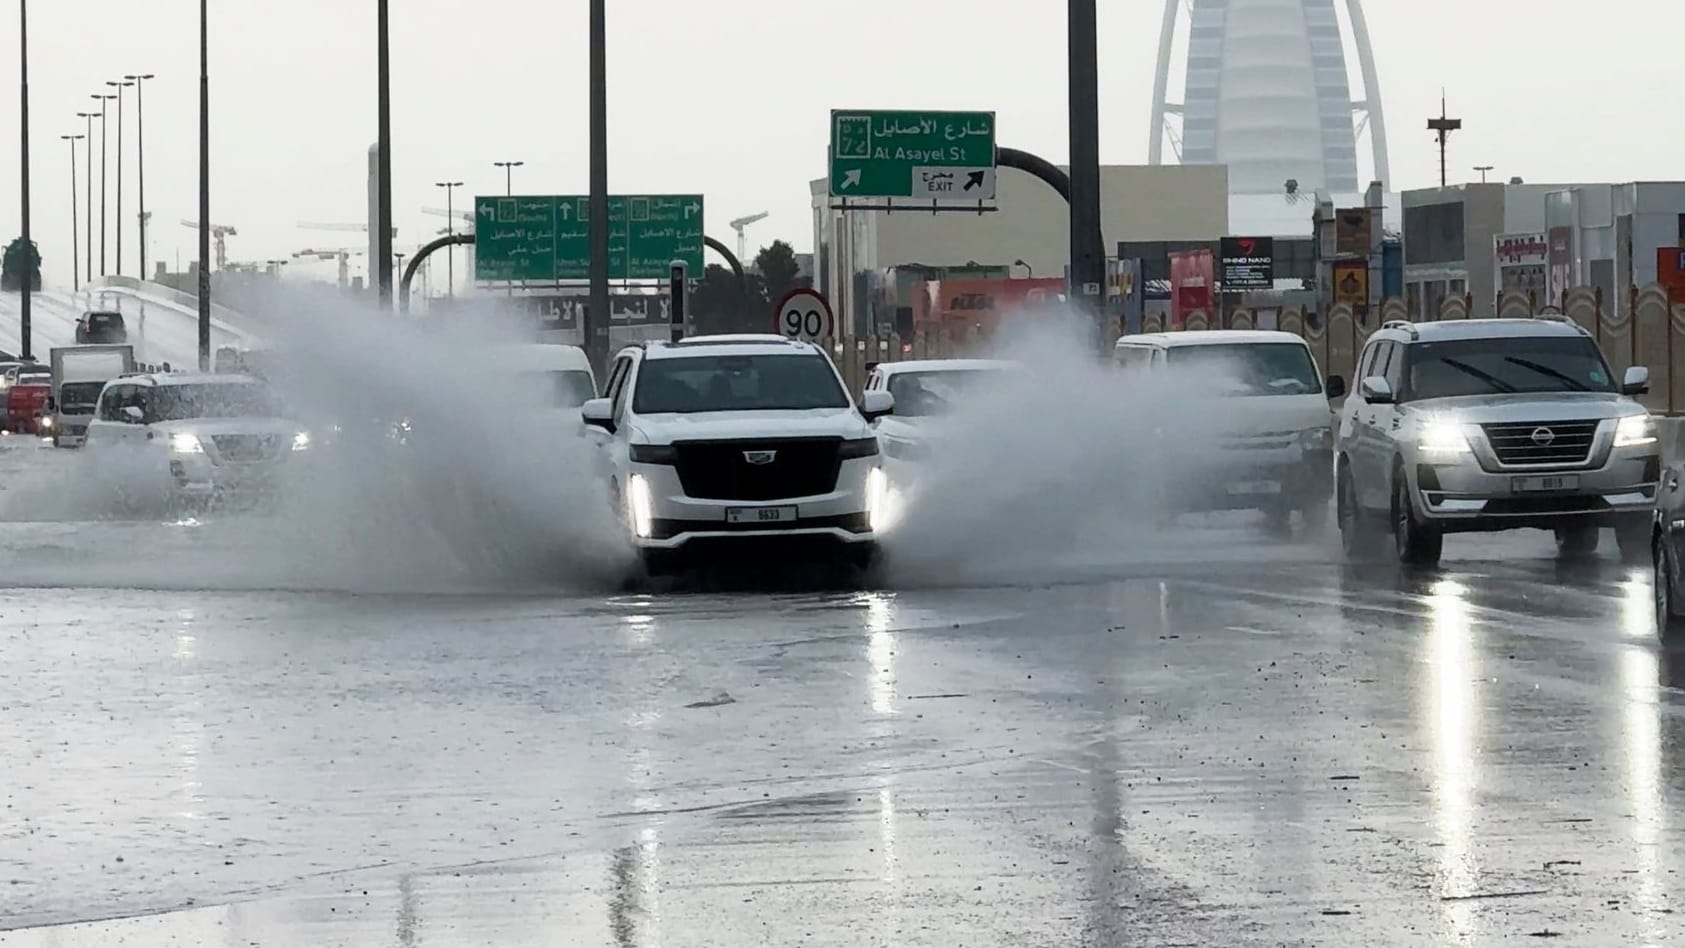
[1334,317,1660,566]
[582,335,894,573]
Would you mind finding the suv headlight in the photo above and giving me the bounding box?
[1418,419,1471,457]
[169,432,204,455]
[1298,427,1332,451]
[629,444,678,464]
[839,436,880,459]
[292,431,311,452]
[1615,413,1658,447]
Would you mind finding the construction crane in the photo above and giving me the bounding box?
[181,219,237,271]
[298,221,398,237]
[421,206,473,224]
[729,211,769,262]
[292,246,365,289]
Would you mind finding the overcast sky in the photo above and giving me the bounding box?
[0,0,1678,289]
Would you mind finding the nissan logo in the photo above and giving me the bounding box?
[1530,427,1556,446]
[743,450,777,465]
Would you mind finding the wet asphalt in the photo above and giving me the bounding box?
[1,435,1682,946]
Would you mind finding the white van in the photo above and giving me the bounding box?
[1113,330,1345,529]
[490,344,597,407]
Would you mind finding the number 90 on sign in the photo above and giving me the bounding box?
[774,289,833,340]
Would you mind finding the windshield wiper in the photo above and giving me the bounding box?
[1502,356,1590,392]
[1438,358,1518,394]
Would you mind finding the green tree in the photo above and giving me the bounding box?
[754,240,806,306]
[689,262,766,335]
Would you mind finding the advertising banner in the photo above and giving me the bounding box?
[1335,208,1373,257]
[1168,249,1214,329]
[1495,232,1548,296]
[1219,236,1274,290]
[923,277,1068,331]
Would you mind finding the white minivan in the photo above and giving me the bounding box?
[1113,330,1345,529]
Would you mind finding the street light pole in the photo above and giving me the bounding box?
[18,0,31,360]
[77,111,94,282]
[493,159,523,196]
[197,0,211,369]
[587,0,609,369]
[107,80,133,276]
[62,134,83,292]
[125,74,154,280]
[435,180,463,297]
[1066,0,1105,327]
[375,0,394,308]
[92,92,114,275]
[1474,164,1493,184]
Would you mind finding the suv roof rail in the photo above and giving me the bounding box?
[1534,312,1587,332]
[1381,319,1418,339]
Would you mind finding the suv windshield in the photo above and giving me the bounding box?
[149,383,285,422]
[1166,343,1321,396]
[525,369,596,408]
[887,369,1003,417]
[1405,336,1617,399]
[633,353,848,414]
[58,381,105,412]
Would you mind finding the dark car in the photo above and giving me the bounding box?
[75,310,127,344]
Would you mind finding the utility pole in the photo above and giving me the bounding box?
[1473,164,1493,184]
[587,0,609,369]
[19,0,32,360]
[1066,0,1105,328]
[1426,94,1461,189]
[197,0,211,369]
[77,111,94,280]
[92,92,115,275]
[108,79,133,275]
[375,0,394,308]
[434,180,463,297]
[62,134,83,291]
[126,74,154,279]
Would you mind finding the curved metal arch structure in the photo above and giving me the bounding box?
[1145,0,1395,191]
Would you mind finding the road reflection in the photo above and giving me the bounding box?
[1424,578,1479,942]
[1616,568,1667,942]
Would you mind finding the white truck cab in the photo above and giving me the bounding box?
[46,344,136,447]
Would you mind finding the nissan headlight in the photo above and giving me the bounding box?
[169,432,204,455]
[1418,418,1471,457]
[1615,413,1658,448]
[1297,427,1332,451]
[626,473,654,539]
[292,431,312,452]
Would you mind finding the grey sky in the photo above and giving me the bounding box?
[1,0,1678,289]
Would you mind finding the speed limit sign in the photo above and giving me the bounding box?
[774,288,834,341]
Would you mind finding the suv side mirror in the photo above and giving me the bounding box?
[581,397,614,431]
[1358,376,1394,404]
[1325,375,1346,399]
[859,389,894,421]
[1622,365,1650,396]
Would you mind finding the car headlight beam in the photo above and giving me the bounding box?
[865,466,889,533]
[1418,418,1471,457]
[169,432,204,455]
[1615,413,1658,447]
[292,431,312,452]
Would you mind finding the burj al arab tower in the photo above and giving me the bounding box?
[1148,0,1391,196]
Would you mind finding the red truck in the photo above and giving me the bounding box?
[5,368,52,434]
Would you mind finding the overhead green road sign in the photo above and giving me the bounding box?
[829,109,996,200]
[473,194,705,282]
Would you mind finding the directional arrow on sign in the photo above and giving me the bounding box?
[479,204,495,219]
[964,170,986,191]
[684,201,701,219]
[558,203,573,221]
[841,168,862,190]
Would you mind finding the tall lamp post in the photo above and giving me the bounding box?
[91,92,115,274]
[493,160,523,196]
[197,0,210,368]
[124,74,154,280]
[434,180,464,297]
[18,0,31,360]
[375,0,393,308]
[106,79,133,276]
[76,111,95,280]
[61,134,83,291]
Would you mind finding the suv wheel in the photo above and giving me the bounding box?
[1655,533,1684,641]
[1393,473,1443,567]
[1616,517,1650,565]
[1337,468,1379,559]
[1554,524,1599,559]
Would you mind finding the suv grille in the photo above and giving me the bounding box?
[212,434,282,462]
[1480,420,1599,466]
[672,438,843,500]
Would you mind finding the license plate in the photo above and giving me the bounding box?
[1229,480,1282,496]
[1512,475,1579,492]
[726,505,797,524]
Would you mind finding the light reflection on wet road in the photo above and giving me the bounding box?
[2,471,1683,943]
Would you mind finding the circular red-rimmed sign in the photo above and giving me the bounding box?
[773,288,834,341]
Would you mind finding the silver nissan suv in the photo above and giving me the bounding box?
[1334,317,1660,566]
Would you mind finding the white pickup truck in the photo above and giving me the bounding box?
[46,344,136,447]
